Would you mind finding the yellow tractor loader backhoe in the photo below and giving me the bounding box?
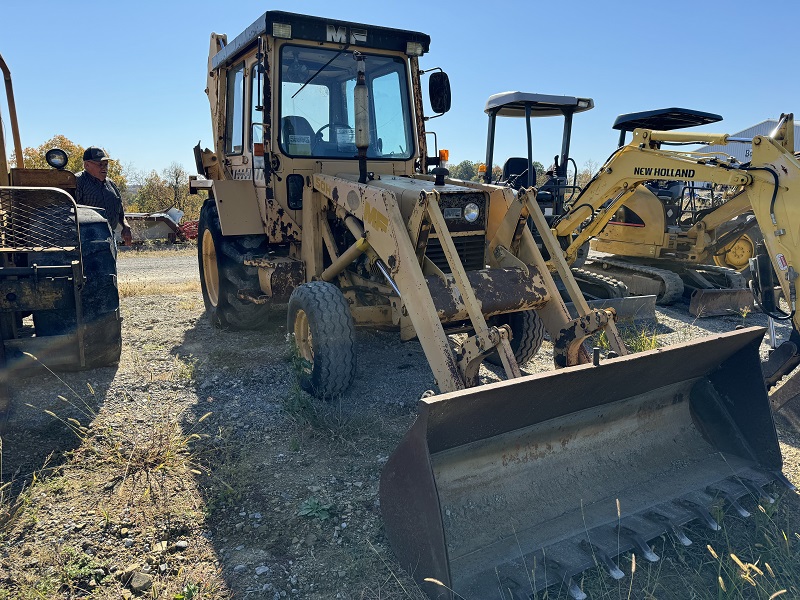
[553,108,779,317]
[193,12,788,600]
[0,53,122,408]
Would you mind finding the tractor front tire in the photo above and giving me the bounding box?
[287,281,356,399]
[485,309,545,367]
[198,199,271,330]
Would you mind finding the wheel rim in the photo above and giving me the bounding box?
[202,229,220,306]
[293,309,314,374]
[714,233,756,271]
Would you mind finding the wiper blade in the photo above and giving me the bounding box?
[292,45,350,99]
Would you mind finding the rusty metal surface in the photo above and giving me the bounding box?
[552,309,614,368]
[688,287,755,317]
[425,267,549,322]
[0,277,74,312]
[381,327,782,599]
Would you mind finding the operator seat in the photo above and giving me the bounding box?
[281,116,316,148]
[502,157,532,191]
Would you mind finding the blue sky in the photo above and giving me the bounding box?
[3,1,798,178]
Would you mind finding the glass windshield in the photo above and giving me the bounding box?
[279,45,414,160]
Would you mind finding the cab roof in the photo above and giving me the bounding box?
[612,108,723,132]
[211,11,431,70]
[484,92,594,118]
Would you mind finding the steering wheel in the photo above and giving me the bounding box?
[314,122,354,146]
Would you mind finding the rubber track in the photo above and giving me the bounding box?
[288,282,356,398]
[583,257,685,305]
[571,267,629,299]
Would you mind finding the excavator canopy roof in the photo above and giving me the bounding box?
[613,107,723,132]
[211,11,431,70]
[484,92,594,117]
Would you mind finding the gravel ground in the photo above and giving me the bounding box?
[1,248,799,599]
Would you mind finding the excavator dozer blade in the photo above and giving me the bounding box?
[688,287,754,317]
[380,327,785,600]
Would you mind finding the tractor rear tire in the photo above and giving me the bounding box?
[485,309,545,367]
[287,281,356,399]
[198,199,271,330]
[32,208,122,368]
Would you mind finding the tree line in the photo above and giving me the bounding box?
[15,135,205,221]
[447,159,599,189]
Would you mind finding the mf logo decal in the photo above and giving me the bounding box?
[364,202,388,233]
[326,25,367,44]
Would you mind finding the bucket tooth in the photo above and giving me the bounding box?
[677,498,720,531]
[544,559,587,600]
[740,477,775,504]
[616,525,659,562]
[772,470,797,492]
[493,574,527,600]
[707,485,751,518]
[580,539,625,579]
[644,511,693,546]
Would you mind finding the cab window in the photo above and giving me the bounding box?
[225,62,245,155]
[279,45,413,160]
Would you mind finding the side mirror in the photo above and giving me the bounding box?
[429,71,451,115]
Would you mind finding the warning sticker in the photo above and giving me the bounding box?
[777,253,789,271]
[288,135,311,155]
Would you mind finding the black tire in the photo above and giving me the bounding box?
[198,199,271,330]
[485,309,545,367]
[32,208,122,368]
[287,281,356,398]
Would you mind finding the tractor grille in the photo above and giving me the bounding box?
[426,235,485,273]
[0,187,79,252]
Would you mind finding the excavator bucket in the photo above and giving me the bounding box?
[381,327,786,599]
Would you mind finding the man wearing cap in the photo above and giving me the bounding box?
[75,147,132,245]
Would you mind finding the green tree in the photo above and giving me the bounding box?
[448,160,476,181]
[130,170,173,214]
[14,134,128,192]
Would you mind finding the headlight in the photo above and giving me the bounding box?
[45,148,69,170]
[464,202,480,223]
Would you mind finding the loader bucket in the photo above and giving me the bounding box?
[380,327,784,600]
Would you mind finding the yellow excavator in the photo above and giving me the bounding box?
[553,110,791,317]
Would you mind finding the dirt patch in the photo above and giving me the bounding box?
[1,251,799,599]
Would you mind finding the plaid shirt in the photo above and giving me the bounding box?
[75,171,125,230]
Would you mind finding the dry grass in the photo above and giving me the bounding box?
[118,278,200,297]
[117,246,196,260]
